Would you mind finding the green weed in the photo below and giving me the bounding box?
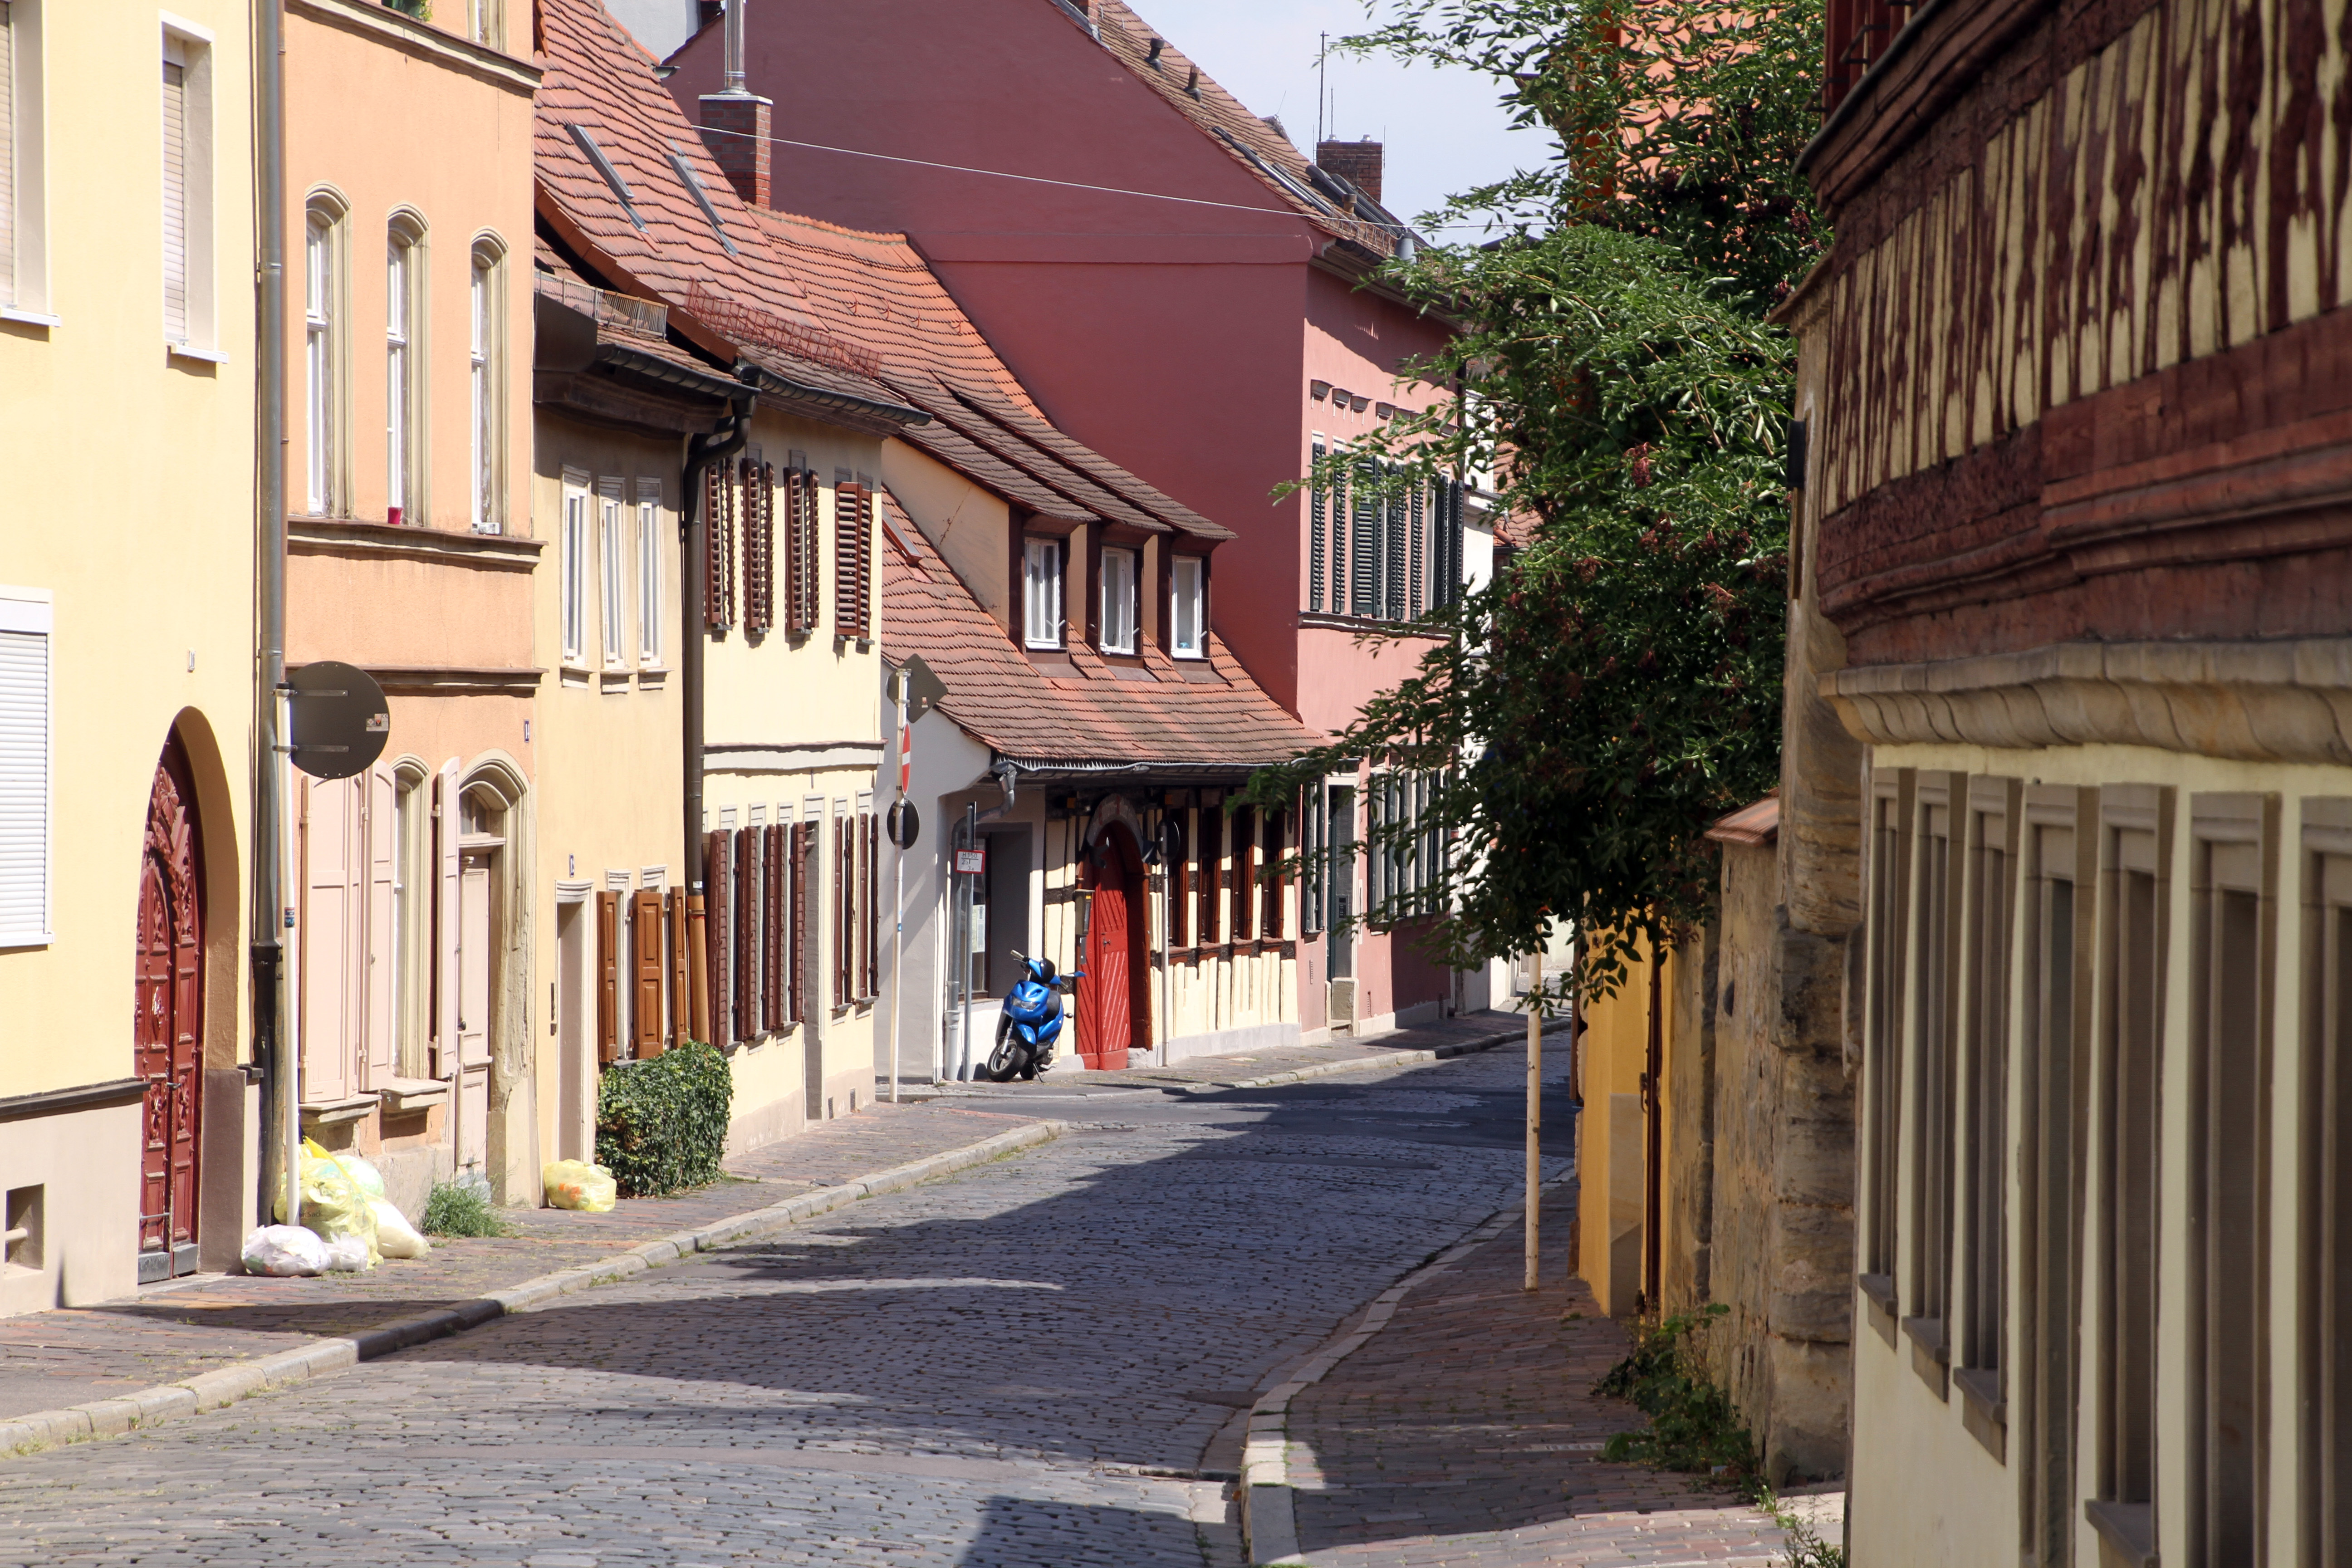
[421,1180,508,1237]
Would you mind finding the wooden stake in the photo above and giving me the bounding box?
[1526,946,1541,1291]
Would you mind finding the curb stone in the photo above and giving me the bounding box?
[0,1118,1067,1463]
[1238,1171,1578,1568]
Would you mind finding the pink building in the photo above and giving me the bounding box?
[666,0,1471,1038]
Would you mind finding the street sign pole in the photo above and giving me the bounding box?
[276,682,301,1230]
[887,670,909,1102]
[1526,942,1542,1292]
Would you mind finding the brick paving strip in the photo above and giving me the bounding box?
[0,1010,1538,1469]
[1245,1171,1832,1568]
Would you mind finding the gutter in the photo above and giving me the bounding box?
[736,359,931,430]
[595,341,752,402]
[254,0,291,1228]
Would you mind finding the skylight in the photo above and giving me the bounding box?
[565,122,644,230]
[668,143,738,256]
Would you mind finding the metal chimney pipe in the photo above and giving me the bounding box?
[723,0,747,94]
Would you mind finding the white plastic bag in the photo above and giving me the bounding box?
[274,1150,381,1267]
[241,1225,329,1278]
[320,1234,372,1273]
[369,1196,430,1260]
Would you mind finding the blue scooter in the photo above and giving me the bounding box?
[984,951,1083,1082]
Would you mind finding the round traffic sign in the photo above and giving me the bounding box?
[287,661,391,780]
[887,798,921,849]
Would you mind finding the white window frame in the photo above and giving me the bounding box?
[598,479,626,666]
[1023,535,1064,650]
[636,480,662,665]
[385,215,423,524]
[303,197,343,514]
[160,19,214,355]
[0,0,53,323]
[559,473,588,665]
[469,239,504,534]
[1098,545,1137,655]
[466,0,501,49]
[1170,555,1205,659]
[0,586,51,948]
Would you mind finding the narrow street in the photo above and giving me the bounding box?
[0,1047,1602,1567]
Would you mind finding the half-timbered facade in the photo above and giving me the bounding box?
[1790,0,2352,1560]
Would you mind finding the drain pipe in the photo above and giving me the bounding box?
[680,389,753,1023]
[254,0,292,1230]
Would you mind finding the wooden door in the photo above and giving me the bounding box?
[456,847,493,1175]
[137,743,203,1267]
[300,775,359,1104]
[1079,826,1144,1071]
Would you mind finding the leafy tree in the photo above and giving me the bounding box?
[1242,0,1824,1000]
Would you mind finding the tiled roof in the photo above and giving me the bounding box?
[749,206,1232,539]
[1704,794,1779,847]
[881,495,1312,773]
[534,0,913,417]
[1087,0,1409,257]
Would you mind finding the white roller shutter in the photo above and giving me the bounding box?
[162,56,187,343]
[0,593,50,946]
[1,3,18,306]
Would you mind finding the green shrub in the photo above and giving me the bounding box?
[421,1180,507,1237]
[1593,1302,1757,1476]
[595,1041,733,1196]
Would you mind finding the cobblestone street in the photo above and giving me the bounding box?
[0,1043,1813,1567]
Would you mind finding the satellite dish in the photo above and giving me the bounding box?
[287,661,391,780]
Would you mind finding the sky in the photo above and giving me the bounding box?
[1130,0,1553,230]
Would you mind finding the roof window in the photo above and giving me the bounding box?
[667,142,737,255]
[565,123,643,230]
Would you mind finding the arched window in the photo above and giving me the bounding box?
[469,239,502,533]
[385,214,424,525]
[303,196,344,514]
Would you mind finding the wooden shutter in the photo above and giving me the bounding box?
[363,764,397,1083]
[666,888,689,1043]
[795,467,822,632]
[704,830,730,1045]
[1197,806,1221,946]
[744,459,775,634]
[686,889,709,1043]
[596,890,620,1063]
[433,759,461,1077]
[865,809,880,998]
[834,482,867,638]
[1263,810,1284,939]
[1230,806,1254,943]
[735,824,760,1039]
[1169,809,1189,948]
[162,59,189,342]
[1409,480,1426,619]
[790,821,812,1023]
[833,817,850,1006]
[782,468,807,634]
[631,890,664,1055]
[1385,476,1407,620]
[768,826,789,1030]
[1308,437,1326,613]
[1350,457,1377,617]
[701,464,725,632]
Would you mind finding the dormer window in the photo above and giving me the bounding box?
[1099,546,1137,654]
[1023,536,1064,650]
[1170,556,1205,659]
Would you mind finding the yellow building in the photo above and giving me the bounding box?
[0,0,260,1309]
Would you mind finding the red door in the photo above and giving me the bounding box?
[137,742,204,1268]
[1078,825,1146,1071]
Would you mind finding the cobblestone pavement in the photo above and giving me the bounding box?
[0,1101,1047,1421]
[1286,1187,1819,1566]
[0,1041,1584,1566]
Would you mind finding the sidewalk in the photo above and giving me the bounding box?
[0,1098,1049,1429]
[1260,1182,1837,1567]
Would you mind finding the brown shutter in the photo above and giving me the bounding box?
[735,825,760,1039]
[761,825,784,1031]
[745,459,775,634]
[705,830,730,1046]
[686,890,709,1043]
[597,890,620,1063]
[1197,807,1221,946]
[834,482,861,638]
[632,890,665,1055]
[1231,806,1254,943]
[857,485,875,637]
[701,465,725,632]
[865,809,880,999]
[833,818,850,1007]
[667,888,689,1044]
[790,821,812,1024]
[1263,811,1285,939]
[798,468,822,632]
[782,468,805,635]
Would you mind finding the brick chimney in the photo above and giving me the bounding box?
[1316,138,1383,206]
[698,0,770,206]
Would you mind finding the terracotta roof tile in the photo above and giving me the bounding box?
[882,492,1312,772]
[1705,794,1779,847]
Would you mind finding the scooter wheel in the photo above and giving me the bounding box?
[985,1036,1026,1082]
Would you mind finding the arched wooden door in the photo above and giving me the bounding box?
[137,739,204,1274]
[1078,824,1147,1071]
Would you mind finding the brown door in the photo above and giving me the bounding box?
[137,740,203,1271]
[1078,826,1145,1071]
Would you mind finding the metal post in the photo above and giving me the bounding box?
[887,670,909,1101]
[958,802,977,1078]
[277,687,301,1229]
[254,0,290,1238]
[1524,941,1541,1292]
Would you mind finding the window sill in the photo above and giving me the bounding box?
[1953,1365,2006,1460]
[1,308,60,330]
[598,670,632,694]
[638,667,669,688]
[559,665,592,689]
[167,343,230,365]
[2082,1501,2156,1568]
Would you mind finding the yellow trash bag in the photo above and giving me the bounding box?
[274,1141,381,1267]
[543,1159,617,1213]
